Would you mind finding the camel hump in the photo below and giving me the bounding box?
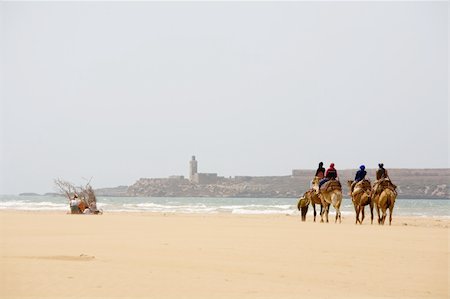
[320,179,342,192]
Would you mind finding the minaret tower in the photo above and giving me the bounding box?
[189,155,198,182]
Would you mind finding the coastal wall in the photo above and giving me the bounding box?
[98,169,450,199]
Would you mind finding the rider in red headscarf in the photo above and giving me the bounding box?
[325,163,338,179]
[319,163,338,189]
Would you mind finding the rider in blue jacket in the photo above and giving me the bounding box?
[351,165,367,193]
[355,165,367,182]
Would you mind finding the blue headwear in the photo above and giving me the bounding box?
[360,165,365,170]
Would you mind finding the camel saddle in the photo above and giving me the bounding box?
[379,179,397,191]
[320,179,342,192]
[353,179,371,195]
[373,178,397,197]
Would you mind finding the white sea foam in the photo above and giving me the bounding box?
[0,200,67,211]
[0,196,448,217]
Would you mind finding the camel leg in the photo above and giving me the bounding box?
[335,207,341,224]
[313,204,316,222]
[389,206,394,225]
[381,207,387,225]
[370,201,374,225]
[320,204,324,223]
[356,205,360,224]
[338,205,342,223]
[361,206,365,224]
[319,205,322,220]
[325,205,329,223]
[376,204,381,225]
[354,203,360,224]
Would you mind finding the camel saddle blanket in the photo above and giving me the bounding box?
[320,180,342,192]
[354,179,372,194]
[379,179,397,191]
[373,179,397,197]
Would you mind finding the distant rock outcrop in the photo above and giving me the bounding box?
[43,192,63,197]
[95,185,129,197]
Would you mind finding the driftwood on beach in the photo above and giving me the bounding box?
[54,178,101,214]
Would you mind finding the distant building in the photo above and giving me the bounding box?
[189,156,198,181]
[169,175,185,180]
[189,155,218,184]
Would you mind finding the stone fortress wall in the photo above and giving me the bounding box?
[97,156,450,199]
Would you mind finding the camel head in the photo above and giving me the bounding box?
[311,177,320,193]
[347,180,354,188]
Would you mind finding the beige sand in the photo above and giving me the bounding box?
[0,211,448,299]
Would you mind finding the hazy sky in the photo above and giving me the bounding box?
[0,1,448,194]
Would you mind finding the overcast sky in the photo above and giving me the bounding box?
[0,1,448,194]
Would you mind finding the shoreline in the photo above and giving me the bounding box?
[1,209,449,223]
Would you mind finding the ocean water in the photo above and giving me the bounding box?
[0,195,448,218]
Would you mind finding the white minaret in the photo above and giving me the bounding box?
[189,155,198,182]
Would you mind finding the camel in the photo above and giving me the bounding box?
[347,179,373,224]
[312,177,343,223]
[297,190,322,222]
[372,179,397,225]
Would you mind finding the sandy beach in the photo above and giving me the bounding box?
[0,211,448,299]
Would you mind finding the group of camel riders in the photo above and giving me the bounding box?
[298,162,397,224]
[312,162,393,197]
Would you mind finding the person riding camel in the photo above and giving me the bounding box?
[325,163,338,180]
[351,165,367,193]
[376,163,389,180]
[311,162,326,189]
[319,163,338,189]
[315,162,326,179]
[373,163,392,196]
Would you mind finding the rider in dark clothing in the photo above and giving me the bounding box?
[351,165,367,193]
[376,163,388,180]
[373,163,393,196]
[354,165,367,182]
[315,162,325,179]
